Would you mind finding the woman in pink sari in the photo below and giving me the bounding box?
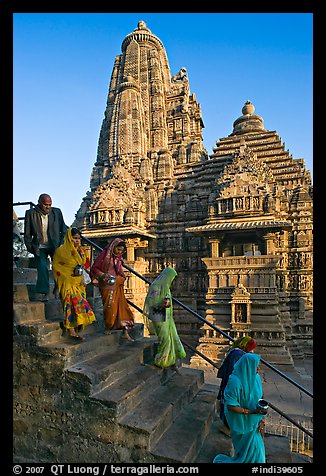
[90,238,134,341]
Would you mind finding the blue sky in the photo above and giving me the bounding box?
[13,12,313,226]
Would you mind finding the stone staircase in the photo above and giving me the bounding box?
[13,262,296,464]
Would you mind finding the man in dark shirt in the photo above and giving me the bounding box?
[24,193,68,301]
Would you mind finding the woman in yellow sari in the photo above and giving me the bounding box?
[53,227,96,340]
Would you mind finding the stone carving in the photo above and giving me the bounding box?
[88,164,146,228]
[172,67,188,82]
[74,21,313,366]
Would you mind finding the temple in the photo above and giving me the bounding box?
[74,21,313,368]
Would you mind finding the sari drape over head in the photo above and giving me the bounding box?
[143,267,186,368]
[213,353,266,463]
[217,335,258,425]
[90,237,125,287]
[90,237,134,330]
[52,227,96,329]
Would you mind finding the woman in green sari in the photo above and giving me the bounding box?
[143,266,186,368]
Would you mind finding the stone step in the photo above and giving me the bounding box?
[43,329,123,368]
[260,358,294,369]
[44,300,64,320]
[14,307,102,346]
[196,416,294,463]
[259,349,294,367]
[13,288,146,365]
[13,267,37,285]
[14,320,62,345]
[90,363,166,418]
[196,412,233,463]
[291,451,313,463]
[117,367,205,452]
[67,338,154,394]
[14,301,46,323]
[48,318,105,344]
[256,344,293,354]
[259,348,293,358]
[250,325,286,333]
[26,283,56,301]
[13,267,56,287]
[149,383,218,463]
[13,284,30,303]
[43,298,112,339]
[265,434,293,463]
[43,312,103,339]
[13,257,36,268]
[13,281,59,305]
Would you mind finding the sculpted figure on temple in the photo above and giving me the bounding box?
[172,67,188,82]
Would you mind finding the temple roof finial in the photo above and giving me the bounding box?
[242,100,255,115]
[137,20,149,31]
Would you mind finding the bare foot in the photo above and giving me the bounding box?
[67,329,84,341]
[121,330,134,342]
[170,364,181,374]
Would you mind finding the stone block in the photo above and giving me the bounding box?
[13,302,45,323]
[13,268,37,285]
[13,285,30,303]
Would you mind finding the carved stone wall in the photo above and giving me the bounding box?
[74,22,313,366]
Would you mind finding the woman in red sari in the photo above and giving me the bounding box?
[90,238,134,341]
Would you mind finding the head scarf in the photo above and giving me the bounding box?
[230,353,261,402]
[143,267,177,318]
[95,237,126,276]
[220,352,265,443]
[52,227,87,293]
[231,336,257,352]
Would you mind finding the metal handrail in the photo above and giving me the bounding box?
[267,402,313,439]
[126,299,313,439]
[13,202,36,207]
[12,204,313,438]
[13,201,36,221]
[81,234,313,399]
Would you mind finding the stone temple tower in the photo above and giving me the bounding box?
[77,20,207,217]
[75,19,208,324]
[75,21,313,369]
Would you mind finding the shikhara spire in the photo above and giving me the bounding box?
[74,22,312,369]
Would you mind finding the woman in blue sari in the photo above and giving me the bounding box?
[217,336,257,436]
[213,352,267,463]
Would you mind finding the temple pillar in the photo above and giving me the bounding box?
[263,232,276,254]
[208,237,221,258]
